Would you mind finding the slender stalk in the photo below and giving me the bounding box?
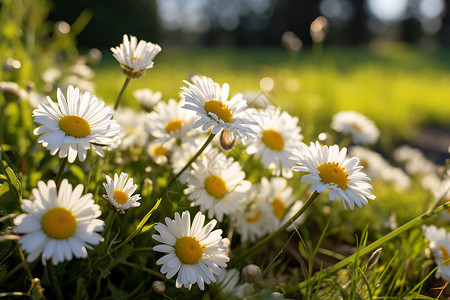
[113,77,131,112]
[297,202,450,291]
[54,157,68,188]
[117,260,172,282]
[0,101,7,146]
[165,132,216,190]
[230,191,320,267]
[102,210,117,245]
[46,261,64,300]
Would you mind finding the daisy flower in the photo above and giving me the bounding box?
[246,106,303,178]
[291,141,375,209]
[111,34,162,78]
[233,186,272,243]
[153,210,230,290]
[213,268,250,298]
[184,151,251,221]
[258,177,304,231]
[145,99,197,143]
[424,225,450,281]
[103,172,141,214]
[181,75,258,142]
[0,81,27,102]
[331,110,380,145]
[33,85,120,163]
[133,88,162,112]
[111,107,148,151]
[13,179,104,265]
[147,140,174,165]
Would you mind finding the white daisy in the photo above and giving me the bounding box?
[103,172,141,214]
[424,225,450,281]
[152,210,230,290]
[233,186,271,243]
[349,146,411,191]
[133,88,162,112]
[33,85,120,163]
[181,75,258,142]
[147,140,174,165]
[13,179,104,265]
[258,177,304,231]
[331,110,380,145]
[246,106,303,178]
[111,107,148,151]
[184,151,251,221]
[0,81,27,102]
[291,141,375,209]
[213,268,250,298]
[111,34,162,78]
[145,99,197,143]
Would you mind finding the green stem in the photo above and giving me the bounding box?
[54,157,68,188]
[297,202,450,291]
[0,101,7,146]
[113,77,131,112]
[117,260,172,282]
[46,261,64,300]
[102,210,117,244]
[230,191,320,267]
[165,132,216,191]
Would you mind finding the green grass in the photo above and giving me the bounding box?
[94,42,450,150]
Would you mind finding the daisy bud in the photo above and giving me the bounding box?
[220,129,236,151]
[366,247,382,269]
[242,264,261,284]
[152,281,166,294]
[271,292,284,298]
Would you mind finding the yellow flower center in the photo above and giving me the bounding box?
[175,236,204,264]
[154,146,167,156]
[261,129,285,151]
[205,175,227,198]
[59,115,91,138]
[165,120,183,133]
[317,162,349,190]
[271,197,286,220]
[440,246,450,266]
[350,123,363,133]
[41,207,77,239]
[204,100,233,123]
[131,56,142,64]
[113,190,130,205]
[246,210,261,223]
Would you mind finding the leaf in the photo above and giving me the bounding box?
[69,165,86,182]
[135,198,161,234]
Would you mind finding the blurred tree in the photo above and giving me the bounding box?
[48,0,161,49]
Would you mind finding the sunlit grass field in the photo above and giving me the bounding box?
[94,43,450,150]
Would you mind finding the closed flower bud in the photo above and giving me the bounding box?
[242,264,261,284]
[220,129,236,151]
[366,247,382,269]
[152,281,166,294]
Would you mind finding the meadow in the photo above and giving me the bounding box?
[1,1,450,299]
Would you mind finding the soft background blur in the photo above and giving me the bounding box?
[48,0,448,49]
[2,0,450,164]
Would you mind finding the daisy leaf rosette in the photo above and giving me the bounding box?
[246,106,304,178]
[103,172,141,213]
[181,75,258,143]
[111,34,161,78]
[152,210,230,290]
[291,141,375,209]
[33,85,120,163]
[13,179,104,265]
